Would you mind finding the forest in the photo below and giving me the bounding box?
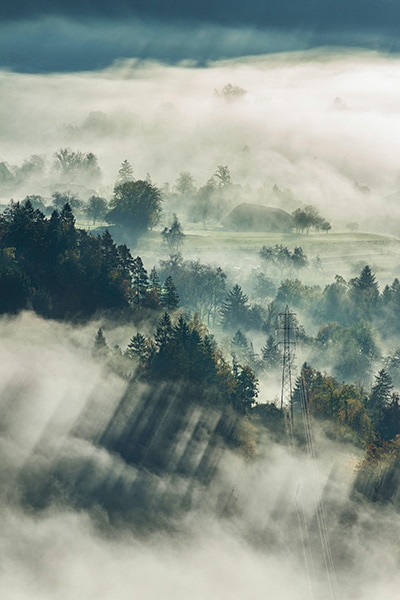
[3,51,400,600]
[1,152,400,504]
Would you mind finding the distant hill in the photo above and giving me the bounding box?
[222,203,294,232]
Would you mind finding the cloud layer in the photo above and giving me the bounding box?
[1,8,400,73]
[1,50,400,231]
[0,312,400,599]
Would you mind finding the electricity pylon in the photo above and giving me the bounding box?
[278,305,297,419]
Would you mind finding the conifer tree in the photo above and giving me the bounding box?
[93,327,108,357]
[161,275,179,310]
[261,335,282,370]
[220,284,250,330]
[367,369,393,428]
[117,159,134,184]
[131,256,149,306]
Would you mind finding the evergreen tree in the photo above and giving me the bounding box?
[154,312,173,350]
[261,335,282,370]
[379,393,400,441]
[367,369,393,428]
[117,159,134,184]
[349,265,379,319]
[231,329,249,362]
[93,327,108,357]
[220,284,250,330]
[232,364,259,413]
[161,275,179,310]
[131,256,149,306]
[126,332,147,359]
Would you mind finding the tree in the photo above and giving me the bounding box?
[106,180,162,238]
[367,369,394,429]
[214,165,232,187]
[51,191,82,213]
[126,332,156,368]
[161,214,185,253]
[161,276,179,310]
[192,181,214,228]
[220,284,250,330]
[85,195,108,224]
[154,312,173,350]
[16,155,46,183]
[22,195,46,212]
[291,247,309,271]
[261,335,282,370]
[349,265,379,319]
[252,272,276,301]
[232,364,259,413]
[292,205,323,234]
[175,171,196,196]
[53,147,101,184]
[215,83,247,100]
[259,244,308,275]
[131,256,149,307]
[346,222,359,233]
[320,221,332,233]
[147,266,162,307]
[93,327,109,358]
[117,159,134,184]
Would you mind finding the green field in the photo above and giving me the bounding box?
[134,228,400,286]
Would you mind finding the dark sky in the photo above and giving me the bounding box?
[1,0,400,72]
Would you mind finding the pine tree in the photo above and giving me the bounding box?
[93,327,108,357]
[261,335,282,370]
[117,159,134,184]
[368,369,393,428]
[232,365,259,413]
[154,312,173,350]
[349,265,379,318]
[131,256,149,306]
[220,284,250,330]
[161,275,179,310]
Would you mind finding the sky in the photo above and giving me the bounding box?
[1,0,400,72]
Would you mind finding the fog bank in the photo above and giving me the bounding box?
[0,313,399,599]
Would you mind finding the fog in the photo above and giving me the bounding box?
[2,47,400,598]
[0,312,399,599]
[2,50,400,229]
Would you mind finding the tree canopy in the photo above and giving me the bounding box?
[106,180,162,239]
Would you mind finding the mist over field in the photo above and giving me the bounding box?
[3,32,400,600]
[0,313,398,600]
[2,50,400,230]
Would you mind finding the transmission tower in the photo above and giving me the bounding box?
[278,305,297,418]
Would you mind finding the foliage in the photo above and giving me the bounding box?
[85,195,108,224]
[51,190,83,213]
[123,312,258,414]
[0,199,160,319]
[220,284,251,331]
[175,171,196,196]
[158,256,227,325]
[292,205,331,234]
[106,180,162,238]
[214,165,232,187]
[215,83,247,99]
[117,159,134,184]
[259,244,308,275]
[261,335,282,371]
[161,214,185,253]
[53,147,101,184]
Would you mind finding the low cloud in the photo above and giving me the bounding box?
[0,313,399,599]
[1,49,400,229]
